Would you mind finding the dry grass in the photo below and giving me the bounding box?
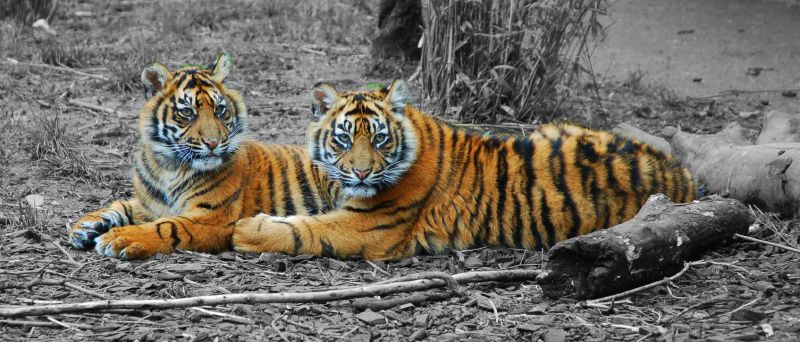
[750,206,800,251]
[26,109,100,182]
[37,38,91,68]
[420,0,608,124]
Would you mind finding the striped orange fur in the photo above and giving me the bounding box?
[231,80,696,260]
[68,54,339,260]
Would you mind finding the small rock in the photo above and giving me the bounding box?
[414,313,428,327]
[398,303,415,311]
[782,91,797,98]
[738,110,760,119]
[115,262,133,272]
[464,254,483,268]
[759,323,774,337]
[409,328,426,340]
[517,324,543,333]
[24,194,44,208]
[355,309,385,326]
[542,328,566,342]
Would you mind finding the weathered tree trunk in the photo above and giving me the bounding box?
[668,129,800,217]
[372,0,423,60]
[537,194,751,300]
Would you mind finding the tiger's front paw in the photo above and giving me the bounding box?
[232,214,294,254]
[69,213,122,250]
[93,226,171,260]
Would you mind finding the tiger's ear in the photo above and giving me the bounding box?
[385,79,411,115]
[141,62,171,99]
[210,53,233,83]
[310,82,338,117]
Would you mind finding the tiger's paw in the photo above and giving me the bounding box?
[231,214,294,254]
[93,226,170,260]
[68,212,123,250]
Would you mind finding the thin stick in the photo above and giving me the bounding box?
[734,234,800,254]
[1,278,106,300]
[0,61,109,81]
[0,269,539,317]
[66,99,127,117]
[52,242,81,267]
[723,297,762,317]
[190,307,253,325]
[586,262,694,304]
[0,319,92,330]
[271,313,291,342]
[366,260,391,277]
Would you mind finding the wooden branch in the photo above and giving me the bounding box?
[756,110,800,145]
[353,291,453,312]
[537,194,751,300]
[586,262,693,304]
[734,233,800,254]
[0,278,107,299]
[0,60,109,81]
[0,269,539,317]
[613,122,672,154]
[668,128,800,216]
[66,99,128,117]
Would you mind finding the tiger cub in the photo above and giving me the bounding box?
[231,80,696,260]
[68,54,339,260]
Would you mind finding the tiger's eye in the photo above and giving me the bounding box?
[178,107,194,119]
[373,133,388,145]
[336,133,351,146]
[215,105,227,117]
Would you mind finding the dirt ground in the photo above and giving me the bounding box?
[1,1,799,341]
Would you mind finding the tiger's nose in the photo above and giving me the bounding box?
[353,168,370,180]
[204,139,219,150]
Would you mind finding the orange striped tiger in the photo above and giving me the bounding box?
[68,54,339,260]
[231,80,696,260]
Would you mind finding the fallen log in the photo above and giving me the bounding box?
[668,129,800,216]
[613,122,672,154]
[756,110,800,145]
[537,194,751,300]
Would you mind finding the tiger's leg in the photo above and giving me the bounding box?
[93,215,234,260]
[232,211,413,260]
[69,199,149,250]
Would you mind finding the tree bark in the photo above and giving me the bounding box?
[372,0,423,60]
[537,194,751,300]
[668,129,800,216]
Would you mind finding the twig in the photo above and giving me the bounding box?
[45,316,80,330]
[271,313,291,342]
[487,298,500,323]
[586,262,695,304]
[0,269,539,317]
[0,60,109,81]
[52,241,81,267]
[366,260,391,277]
[0,278,106,300]
[0,319,92,330]
[338,326,359,339]
[190,307,253,325]
[723,297,762,317]
[372,271,461,294]
[66,99,128,117]
[352,291,452,312]
[734,233,800,254]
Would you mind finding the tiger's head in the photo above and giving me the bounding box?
[307,80,418,198]
[139,53,247,171]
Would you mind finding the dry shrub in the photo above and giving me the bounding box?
[0,0,57,24]
[27,109,99,181]
[420,0,607,123]
[37,37,89,68]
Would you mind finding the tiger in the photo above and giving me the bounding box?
[68,54,339,260]
[231,80,696,260]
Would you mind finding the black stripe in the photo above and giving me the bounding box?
[198,188,242,211]
[121,202,133,225]
[181,169,232,205]
[538,188,557,248]
[135,168,169,205]
[320,238,336,258]
[512,195,523,248]
[550,138,581,239]
[495,147,509,247]
[342,200,396,213]
[267,159,278,216]
[512,138,542,250]
[287,222,302,255]
[367,216,412,231]
[275,150,296,216]
[290,150,320,215]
